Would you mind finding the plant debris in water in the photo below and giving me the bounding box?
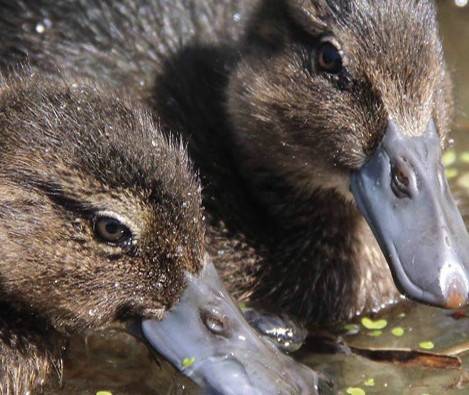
[391,326,404,337]
[361,317,387,330]
[346,387,366,395]
[418,341,435,350]
[182,357,195,368]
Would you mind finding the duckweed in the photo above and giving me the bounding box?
[445,168,459,178]
[182,357,195,368]
[361,317,387,330]
[364,378,375,387]
[344,323,359,331]
[418,341,435,350]
[96,392,113,395]
[442,151,457,166]
[460,151,469,163]
[346,387,366,395]
[368,330,383,337]
[391,326,404,337]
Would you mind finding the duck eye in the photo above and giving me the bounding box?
[317,42,343,74]
[93,216,132,245]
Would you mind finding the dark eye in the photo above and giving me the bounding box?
[93,216,132,246]
[317,42,343,74]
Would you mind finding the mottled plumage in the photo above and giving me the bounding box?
[0,71,204,394]
[0,0,453,323]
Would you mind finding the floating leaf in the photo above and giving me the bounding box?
[442,151,456,166]
[368,330,383,337]
[96,392,113,395]
[361,317,387,330]
[364,378,375,387]
[182,357,195,368]
[460,151,469,163]
[446,168,458,178]
[346,387,366,395]
[419,341,435,350]
[344,323,359,332]
[391,327,405,337]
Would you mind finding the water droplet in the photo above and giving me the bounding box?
[35,23,45,34]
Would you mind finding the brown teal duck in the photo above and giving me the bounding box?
[0,70,321,395]
[1,0,467,325]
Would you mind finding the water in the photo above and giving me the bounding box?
[46,1,469,394]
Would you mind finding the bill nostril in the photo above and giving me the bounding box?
[391,163,413,199]
[200,306,233,338]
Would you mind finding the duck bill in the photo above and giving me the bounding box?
[350,119,469,309]
[139,255,324,395]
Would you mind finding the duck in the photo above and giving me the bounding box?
[2,0,468,324]
[0,70,323,395]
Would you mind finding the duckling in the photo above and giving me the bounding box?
[0,71,321,395]
[2,0,468,323]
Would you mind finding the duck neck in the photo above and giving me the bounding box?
[244,177,400,322]
[0,302,63,394]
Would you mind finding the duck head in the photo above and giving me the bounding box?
[228,0,469,309]
[0,72,321,394]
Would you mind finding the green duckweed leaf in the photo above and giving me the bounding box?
[346,387,366,395]
[460,151,469,163]
[442,151,457,166]
[368,330,383,337]
[391,326,405,337]
[446,168,459,178]
[344,323,359,331]
[96,392,113,395]
[182,357,195,368]
[364,378,375,387]
[419,341,435,350]
[361,317,387,330]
